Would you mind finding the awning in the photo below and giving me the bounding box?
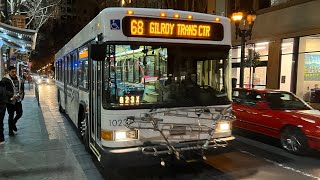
[0,22,37,52]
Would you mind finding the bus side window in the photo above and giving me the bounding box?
[72,54,78,86]
[78,61,83,88]
[55,61,58,81]
[83,60,89,89]
[62,58,65,82]
[59,60,62,81]
[68,55,72,85]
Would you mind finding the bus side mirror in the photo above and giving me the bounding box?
[90,44,107,61]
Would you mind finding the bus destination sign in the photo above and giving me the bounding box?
[122,16,224,41]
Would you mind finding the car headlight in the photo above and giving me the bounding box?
[216,121,231,132]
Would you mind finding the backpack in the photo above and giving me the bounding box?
[0,86,7,103]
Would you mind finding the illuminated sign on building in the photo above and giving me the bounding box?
[122,16,224,41]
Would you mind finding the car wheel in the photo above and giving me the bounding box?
[280,127,308,154]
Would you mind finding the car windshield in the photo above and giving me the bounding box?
[103,43,231,109]
[264,92,311,110]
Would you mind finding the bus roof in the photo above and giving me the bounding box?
[55,7,231,60]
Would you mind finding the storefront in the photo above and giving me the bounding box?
[231,0,320,102]
[279,35,320,102]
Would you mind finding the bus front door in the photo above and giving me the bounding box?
[89,59,102,160]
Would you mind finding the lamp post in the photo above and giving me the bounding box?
[231,9,256,88]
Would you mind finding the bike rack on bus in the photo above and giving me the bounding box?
[124,106,234,163]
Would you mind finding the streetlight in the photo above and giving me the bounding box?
[231,9,256,88]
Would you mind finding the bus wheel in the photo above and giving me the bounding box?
[79,111,90,150]
[58,93,65,113]
[59,104,64,113]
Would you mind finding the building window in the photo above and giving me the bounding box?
[259,0,271,9]
[279,38,294,92]
[257,0,293,10]
[271,0,290,6]
[296,34,320,102]
[231,42,269,89]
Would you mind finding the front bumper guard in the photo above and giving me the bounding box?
[141,136,235,157]
[125,106,235,161]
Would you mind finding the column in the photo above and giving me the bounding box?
[266,39,281,89]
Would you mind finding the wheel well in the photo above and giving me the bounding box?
[280,124,303,134]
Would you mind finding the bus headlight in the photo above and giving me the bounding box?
[216,121,231,132]
[115,130,138,141]
[102,130,138,141]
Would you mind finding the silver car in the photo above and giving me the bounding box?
[37,75,50,84]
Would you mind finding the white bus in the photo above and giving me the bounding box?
[55,7,234,166]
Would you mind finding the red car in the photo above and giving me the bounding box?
[232,88,320,154]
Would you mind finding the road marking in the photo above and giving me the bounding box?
[237,149,320,179]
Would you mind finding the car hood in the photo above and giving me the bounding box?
[286,110,320,124]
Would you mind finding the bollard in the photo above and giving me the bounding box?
[35,83,40,106]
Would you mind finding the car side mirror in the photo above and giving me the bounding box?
[255,102,270,110]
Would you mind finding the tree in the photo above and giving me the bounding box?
[244,51,261,68]
[2,0,62,30]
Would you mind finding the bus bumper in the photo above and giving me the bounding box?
[99,136,234,167]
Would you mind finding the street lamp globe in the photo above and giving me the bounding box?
[231,12,243,22]
[247,9,257,24]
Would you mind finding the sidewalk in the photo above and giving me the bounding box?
[0,83,103,180]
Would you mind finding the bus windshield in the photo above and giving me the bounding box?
[103,43,231,109]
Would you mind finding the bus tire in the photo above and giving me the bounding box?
[59,104,64,113]
[78,108,90,151]
[83,117,90,151]
[58,92,65,113]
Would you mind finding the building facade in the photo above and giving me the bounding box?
[229,0,320,103]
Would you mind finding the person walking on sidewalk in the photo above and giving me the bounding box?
[2,66,25,136]
[0,80,15,144]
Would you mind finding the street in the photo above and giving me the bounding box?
[38,84,320,180]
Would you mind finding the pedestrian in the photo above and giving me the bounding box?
[0,80,15,144]
[2,66,25,136]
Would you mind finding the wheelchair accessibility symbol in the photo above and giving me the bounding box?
[110,19,120,30]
